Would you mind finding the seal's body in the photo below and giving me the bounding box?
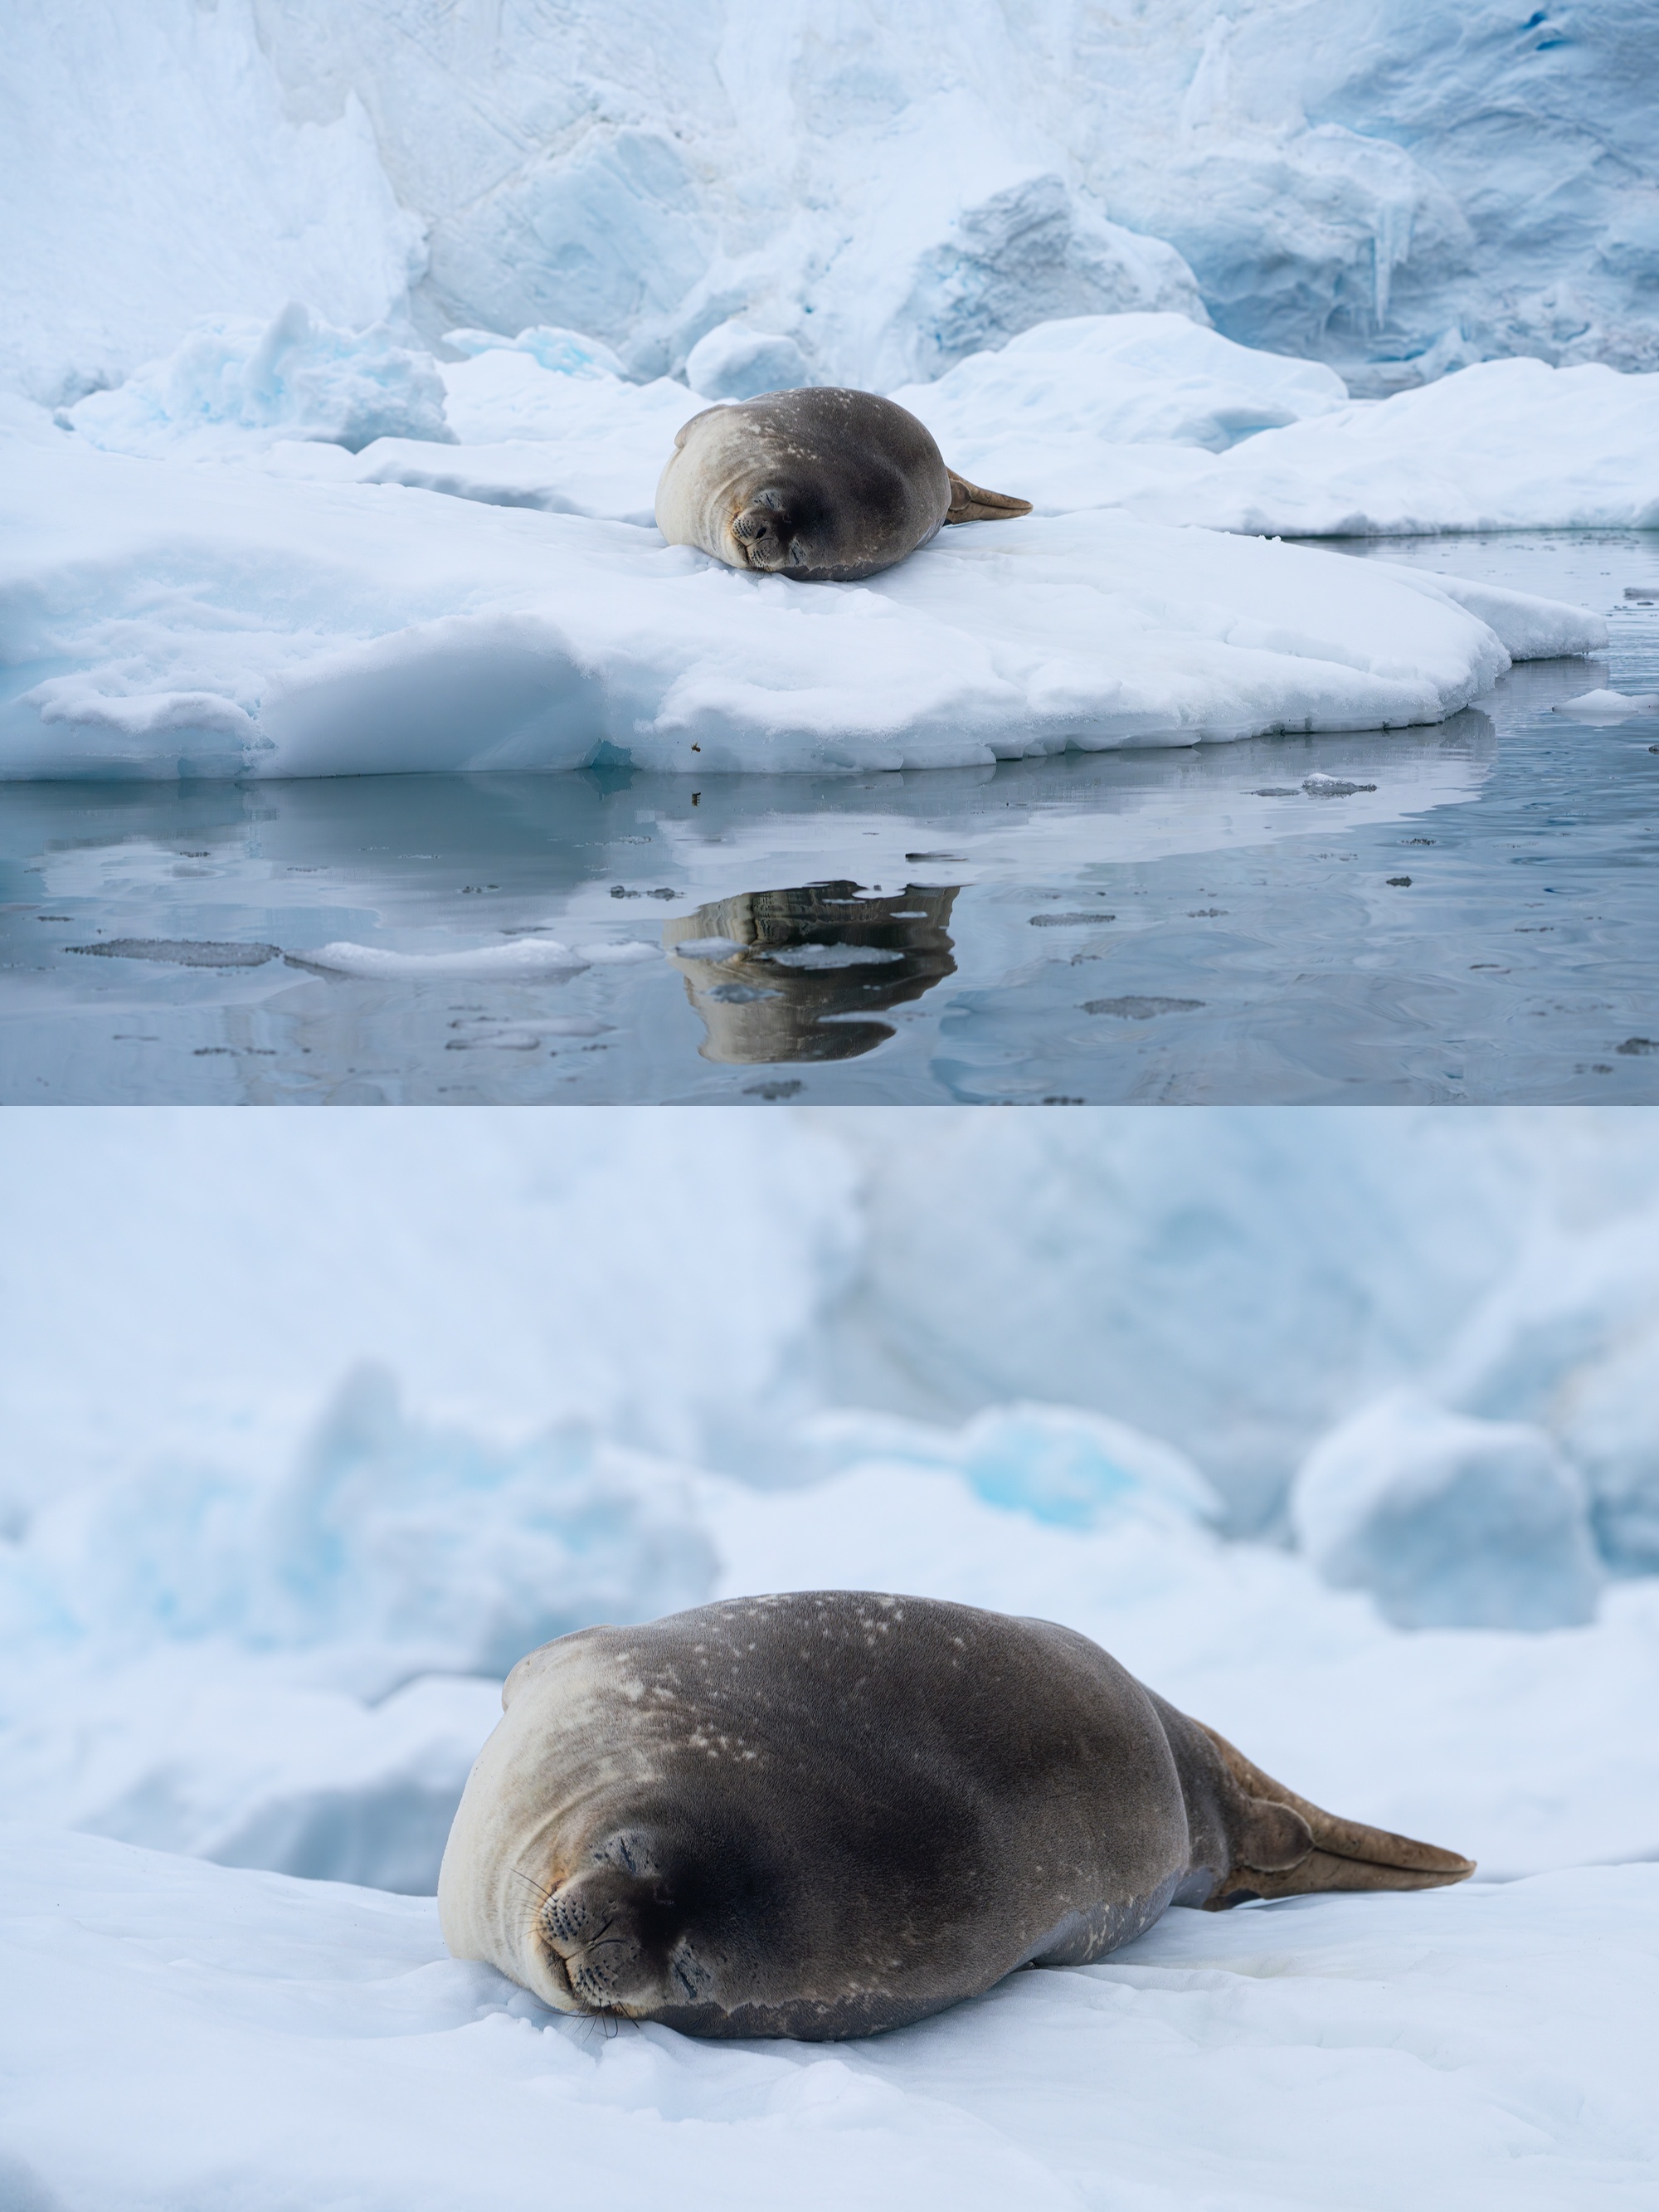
[440,1592,1472,2040]
[654,388,1032,582]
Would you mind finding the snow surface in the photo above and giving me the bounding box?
[2,1822,1654,2212]
[3,1113,1657,2200]
[0,374,1605,782]
[7,1,1658,408]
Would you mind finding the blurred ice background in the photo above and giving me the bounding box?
[2,1107,1657,1892]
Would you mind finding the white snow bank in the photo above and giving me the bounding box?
[1290,1393,1603,1630]
[66,302,453,458]
[0,426,1598,782]
[902,334,1659,535]
[4,1836,1657,2212]
[892,311,1350,459]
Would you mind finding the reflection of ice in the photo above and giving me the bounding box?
[665,884,957,1063]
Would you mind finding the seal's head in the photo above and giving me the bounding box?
[538,1829,717,2014]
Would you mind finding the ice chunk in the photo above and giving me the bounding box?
[444,325,630,381]
[1554,689,1659,722]
[67,303,453,458]
[6,427,1598,782]
[291,938,591,981]
[687,322,812,400]
[800,1402,1220,1532]
[1292,1393,1603,1630]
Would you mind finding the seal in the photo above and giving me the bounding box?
[654,387,1032,582]
[438,1591,1474,2040]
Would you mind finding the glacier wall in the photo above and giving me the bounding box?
[4,0,1654,407]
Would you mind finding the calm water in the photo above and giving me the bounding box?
[3,531,1656,1104]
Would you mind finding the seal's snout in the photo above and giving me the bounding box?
[731,492,800,570]
[540,1830,712,2015]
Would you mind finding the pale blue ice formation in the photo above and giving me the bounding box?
[19,1366,715,1693]
[67,303,453,456]
[685,321,815,400]
[801,1404,1220,1532]
[1290,1393,1604,1631]
[5,1,1656,407]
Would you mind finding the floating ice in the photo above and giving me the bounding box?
[291,938,655,981]
[0,423,1600,782]
[1292,1392,1603,1631]
[67,303,453,458]
[1554,689,1659,722]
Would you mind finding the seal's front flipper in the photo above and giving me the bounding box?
[1201,1722,1476,1907]
[945,470,1034,524]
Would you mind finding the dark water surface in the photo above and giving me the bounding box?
[3,531,1656,1104]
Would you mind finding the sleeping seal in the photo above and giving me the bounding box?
[439,1591,1473,2039]
[654,387,1032,582]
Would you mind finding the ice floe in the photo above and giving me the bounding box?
[0,412,1603,782]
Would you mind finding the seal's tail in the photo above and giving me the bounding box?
[945,470,1034,524]
[1201,1723,1476,1906]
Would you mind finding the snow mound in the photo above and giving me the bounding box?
[687,322,814,400]
[7,1826,1655,2212]
[2,424,1599,782]
[893,312,1349,466]
[1291,1393,1603,1631]
[902,336,1659,534]
[800,1403,1220,1532]
[67,303,452,457]
[17,1365,715,1690]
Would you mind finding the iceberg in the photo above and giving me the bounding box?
[7,0,1657,413]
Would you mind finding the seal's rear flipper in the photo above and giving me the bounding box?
[945,470,1034,524]
[1200,1722,1476,1907]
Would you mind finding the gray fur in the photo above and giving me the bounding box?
[654,388,1029,583]
[439,1591,1472,2040]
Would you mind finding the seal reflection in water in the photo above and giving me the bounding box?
[439,1593,1475,2041]
[655,387,1032,582]
[664,882,956,1063]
